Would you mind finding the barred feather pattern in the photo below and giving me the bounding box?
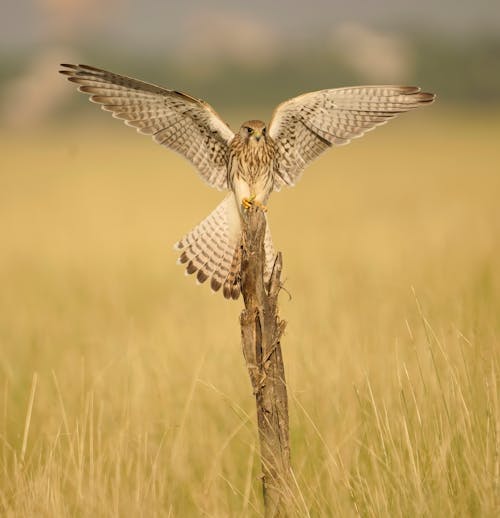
[175,195,276,300]
[269,85,435,189]
[175,195,240,298]
[59,64,234,190]
[60,65,434,299]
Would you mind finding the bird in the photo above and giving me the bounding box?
[60,64,435,299]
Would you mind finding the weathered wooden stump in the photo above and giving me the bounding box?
[239,207,291,517]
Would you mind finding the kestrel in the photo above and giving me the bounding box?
[60,64,435,299]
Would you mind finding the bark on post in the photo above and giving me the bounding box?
[239,207,291,517]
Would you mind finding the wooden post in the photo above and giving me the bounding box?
[239,207,291,517]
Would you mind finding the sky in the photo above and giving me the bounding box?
[1,0,498,128]
[1,0,499,54]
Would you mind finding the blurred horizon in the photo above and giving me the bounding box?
[3,0,500,52]
[1,0,500,131]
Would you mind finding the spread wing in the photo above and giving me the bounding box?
[59,64,234,190]
[268,85,435,189]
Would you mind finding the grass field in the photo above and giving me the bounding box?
[0,108,499,516]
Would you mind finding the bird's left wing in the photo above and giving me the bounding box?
[60,64,234,190]
[268,86,435,190]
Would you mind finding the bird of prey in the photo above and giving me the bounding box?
[60,64,435,299]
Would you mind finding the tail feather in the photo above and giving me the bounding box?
[175,195,241,298]
[175,195,276,299]
[264,223,276,284]
[223,242,243,299]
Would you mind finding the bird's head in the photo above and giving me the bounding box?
[239,120,267,144]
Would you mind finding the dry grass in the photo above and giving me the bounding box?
[0,108,499,516]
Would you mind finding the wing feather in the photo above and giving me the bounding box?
[60,64,234,190]
[268,85,435,189]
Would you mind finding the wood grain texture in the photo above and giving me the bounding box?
[239,207,291,517]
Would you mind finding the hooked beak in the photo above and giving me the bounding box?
[254,131,262,141]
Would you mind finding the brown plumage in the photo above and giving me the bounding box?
[60,64,435,299]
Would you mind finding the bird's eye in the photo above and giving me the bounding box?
[247,127,253,133]
[262,128,266,135]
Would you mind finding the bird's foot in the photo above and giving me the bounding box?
[242,195,267,212]
[242,195,255,210]
[254,200,268,212]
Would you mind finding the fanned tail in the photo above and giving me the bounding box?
[175,196,276,300]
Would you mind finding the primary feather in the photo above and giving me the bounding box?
[268,85,435,189]
[59,64,234,190]
[61,64,435,299]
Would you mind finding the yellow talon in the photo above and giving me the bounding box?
[254,200,268,212]
[242,198,251,209]
[242,194,256,210]
[242,194,267,212]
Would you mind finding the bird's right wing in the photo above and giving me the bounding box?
[60,64,234,190]
[268,86,435,190]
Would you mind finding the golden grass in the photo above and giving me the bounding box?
[0,108,499,516]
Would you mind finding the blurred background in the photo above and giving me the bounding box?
[1,0,500,127]
[1,2,499,516]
